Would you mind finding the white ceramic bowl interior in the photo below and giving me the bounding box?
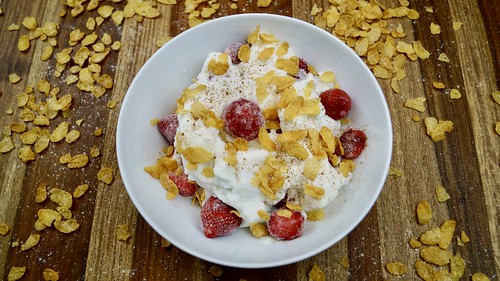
[117,13,392,268]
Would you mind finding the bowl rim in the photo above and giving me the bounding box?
[116,13,393,268]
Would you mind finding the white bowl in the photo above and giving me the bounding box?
[116,13,392,268]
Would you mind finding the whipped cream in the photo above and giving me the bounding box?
[174,29,351,227]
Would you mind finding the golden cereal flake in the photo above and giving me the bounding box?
[50,122,70,142]
[409,237,422,249]
[0,223,10,235]
[430,23,441,34]
[472,273,491,281]
[90,146,100,158]
[73,184,89,198]
[460,230,470,244]
[304,184,325,199]
[438,53,450,63]
[54,218,80,233]
[450,88,461,99]
[404,97,426,112]
[7,266,26,281]
[438,220,456,249]
[419,227,441,246]
[257,0,272,7]
[42,268,60,281]
[306,208,324,221]
[98,167,114,184]
[160,173,179,199]
[38,209,62,227]
[18,35,30,52]
[453,22,463,31]
[308,264,325,281]
[208,53,229,75]
[182,147,214,164]
[20,234,40,251]
[389,166,404,177]
[67,153,89,169]
[385,262,407,276]
[492,90,500,104]
[250,223,269,237]
[9,73,21,84]
[116,224,131,241]
[450,251,466,279]
[419,246,452,266]
[435,185,451,202]
[414,260,436,281]
[18,146,36,162]
[65,129,80,143]
[50,188,73,209]
[424,117,454,142]
[416,199,432,225]
[0,135,15,153]
[432,81,446,89]
[35,184,48,203]
[303,157,321,180]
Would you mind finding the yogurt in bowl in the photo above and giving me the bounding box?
[116,13,392,268]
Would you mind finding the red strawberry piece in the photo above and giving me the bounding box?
[222,98,264,141]
[340,129,367,159]
[157,114,179,145]
[319,88,352,120]
[201,197,242,238]
[298,58,309,74]
[168,172,197,197]
[224,42,245,64]
[294,58,310,79]
[267,207,305,240]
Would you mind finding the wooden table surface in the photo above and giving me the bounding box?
[0,0,498,280]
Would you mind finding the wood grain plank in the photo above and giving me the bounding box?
[447,0,500,277]
[411,0,498,278]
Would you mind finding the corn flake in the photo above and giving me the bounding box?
[42,268,60,281]
[182,146,214,164]
[420,246,452,266]
[73,184,89,198]
[450,89,461,99]
[0,135,15,153]
[20,234,40,251]
[424,117,454,142]
[67,153,89,168]
[35,184,48,203]
[116,224,131,241]
[472,273,491,281]
[97,167,114,184]
[416,199,432,225]
[435,185,451,202]
[9,73,21,84]
[50,188,73,209]
[0,223,10,235]
[7,267,26,281]
[430,23,441,34]
[306,208,325,221]
[438,53,450,63]
[308,264,325,281]
[250,223,269,237]
[18,146,36,162]
[404,97,426,112]
[54,218,79,233]
[385,262,407,276]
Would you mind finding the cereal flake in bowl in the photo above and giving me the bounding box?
[116,13,392,268]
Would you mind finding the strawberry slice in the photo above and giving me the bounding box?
[340,129,367,159]
[201,197,242,238]
[168,172,197,197]
[222,98,264,141]
[267,207,305,240]
[157,114,179,145]
[319,88,352,120]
